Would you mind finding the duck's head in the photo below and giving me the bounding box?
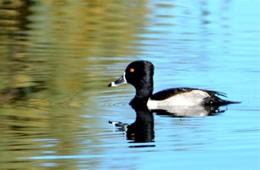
[108,60,154,99]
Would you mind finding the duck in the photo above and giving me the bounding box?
[108,60,239,116]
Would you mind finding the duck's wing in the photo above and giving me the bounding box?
[196,89,241,105]
[201,89,227,97]
[151,87,227,100]
[151,88,218,100]
[151,87,240,106]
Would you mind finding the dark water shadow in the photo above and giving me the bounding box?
[109,100,155,146]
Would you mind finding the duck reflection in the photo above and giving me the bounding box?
[152,104,226,117]
[109,99,154,143]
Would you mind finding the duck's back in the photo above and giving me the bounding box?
[149,88,230,107]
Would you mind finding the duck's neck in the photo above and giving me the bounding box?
[129,83,153,106]
[136,86,153,99]
[135,81,154,100]
[131,70,154,104]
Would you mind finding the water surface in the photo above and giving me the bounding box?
[0,0,259,169]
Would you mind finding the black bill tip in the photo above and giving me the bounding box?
[107,74,126,87]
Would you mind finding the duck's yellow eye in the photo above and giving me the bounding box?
[130,68,135,73]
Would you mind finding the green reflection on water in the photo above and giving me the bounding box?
[0,0,148,169]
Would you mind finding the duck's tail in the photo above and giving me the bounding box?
[204,96,241,106]
[220,100,241,105]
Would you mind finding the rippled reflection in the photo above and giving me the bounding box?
[109,100,154,144]
[0,0,259,169]
[0,0,149,169]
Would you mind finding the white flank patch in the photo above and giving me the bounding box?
[147,90,210,109]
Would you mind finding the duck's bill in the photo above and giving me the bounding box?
[108,73,127,87]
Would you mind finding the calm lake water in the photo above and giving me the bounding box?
[0,0,259,169]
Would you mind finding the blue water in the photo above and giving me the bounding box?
[0,0,259,169]
[95,1,260,169]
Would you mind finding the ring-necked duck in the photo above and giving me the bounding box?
[108,60,239,114]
